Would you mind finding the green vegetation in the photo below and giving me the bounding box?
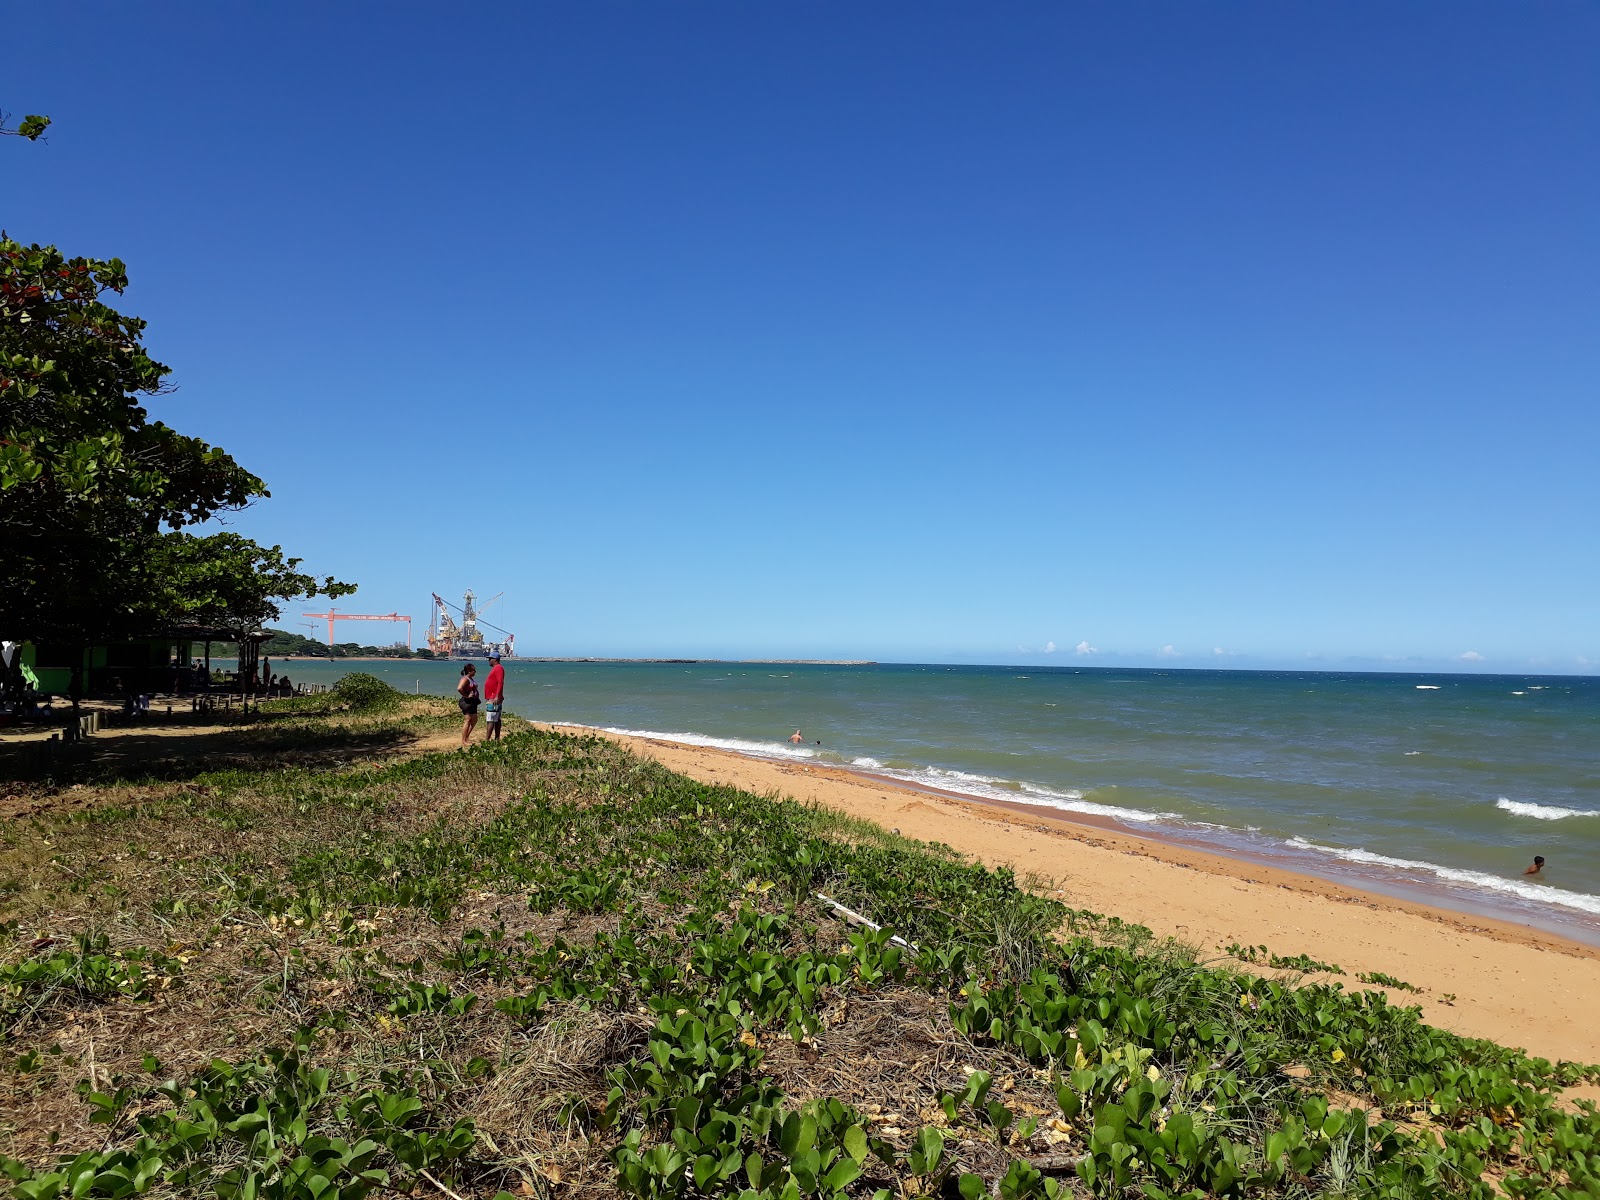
[1355,971,1423,996]
[215,631,424,660]
[0,711,1596,1200]
[0,224,350,698]
[1225,945,1346,977]
[322,642,421,661]
[329,673,405,712]
[0,112,51,141]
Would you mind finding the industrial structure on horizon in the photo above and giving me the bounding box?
[302,609,413,649]
[426,590,516,659]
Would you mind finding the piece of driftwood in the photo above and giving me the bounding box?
[814,892,917,951]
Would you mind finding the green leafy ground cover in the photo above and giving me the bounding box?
[1,685,1597,1199]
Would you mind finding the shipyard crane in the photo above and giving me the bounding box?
[302,610,414,650]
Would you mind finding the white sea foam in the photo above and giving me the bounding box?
[594,726,820,761]
[592,726,1175,825]
[1404,751,1423,756]
[872,764,1178,824]
[1496,797,1600,821]
[1285,837,1600,916]
[1415,685,1441,690]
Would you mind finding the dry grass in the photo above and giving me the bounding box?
[0,696,471,795]
[0,717,1071,1191]
[761,988,1066,1183]
[473,1007,658,1197]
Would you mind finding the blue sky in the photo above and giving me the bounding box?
[7,3,1597,670]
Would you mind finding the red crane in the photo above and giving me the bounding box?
[302,610,414,650]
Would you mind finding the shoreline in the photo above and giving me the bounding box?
[544,721,1600,1065]
[850,768,1600,951]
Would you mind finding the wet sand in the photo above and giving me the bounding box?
[550,723,1600,1067]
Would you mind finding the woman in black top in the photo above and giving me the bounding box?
[457,663,480,745]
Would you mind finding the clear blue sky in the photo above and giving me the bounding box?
[8,3,1597,671]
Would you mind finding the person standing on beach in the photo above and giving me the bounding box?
[457,663,480,745]
[483,652,505,741]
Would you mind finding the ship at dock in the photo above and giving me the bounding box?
[426,590,517,659]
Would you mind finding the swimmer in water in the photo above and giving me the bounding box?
[789,729,804,744]
[1524,855,1545,876]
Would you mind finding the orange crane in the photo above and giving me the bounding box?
[302,610,414,650]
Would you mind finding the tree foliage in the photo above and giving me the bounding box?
[148,532,355,634]
[0,112,50,141]
[0,236,264,539]
[0,234,350,645]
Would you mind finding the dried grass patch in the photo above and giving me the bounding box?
[761,988,1068,1182]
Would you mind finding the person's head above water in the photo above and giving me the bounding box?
[1535,855,1546,865]
[1525,855,1546,875]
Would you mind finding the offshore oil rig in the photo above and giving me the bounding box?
[426,590,516,659]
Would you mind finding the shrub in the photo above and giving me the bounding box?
[332,672,402,712]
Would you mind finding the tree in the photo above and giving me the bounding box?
[259,629,331,657]
[3,119,352,704]
[1,236,280,646]
[0,241,353,714]
[144,532,355,635]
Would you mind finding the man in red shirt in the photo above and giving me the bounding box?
[483,652,506,741]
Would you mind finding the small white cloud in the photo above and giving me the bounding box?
[1213,647,1226,656]
[1158,644,1178,658]
[1578,656,1592,668]
[1458,650,1484,662]
[1044,641,1057,654]
[1074,640,1096,655]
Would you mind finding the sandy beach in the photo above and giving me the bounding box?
[551,723,1600,1069]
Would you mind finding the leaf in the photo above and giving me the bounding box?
[692,1155,717,1188]
[959,1173,988,1200]
[824,1158,862,1191]
[910,1126,944,1174]
[779,1111,803,1156]
[843,1124,868,1164]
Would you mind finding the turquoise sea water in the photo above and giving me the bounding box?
[281,660,1600,941]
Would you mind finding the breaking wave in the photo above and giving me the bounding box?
[590,726,1175,825]
[1285,838,1600,916]
[593,726,821,761]
[1496,797,1600,821]
[861,763,1178,824]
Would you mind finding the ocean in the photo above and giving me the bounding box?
[277,659,1600,942]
